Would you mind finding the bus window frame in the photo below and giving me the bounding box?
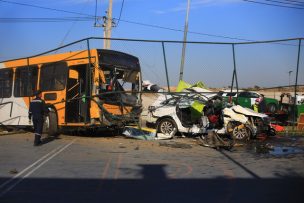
[40,62,69,92]
[14,65,38,97]
[0,68,13,98]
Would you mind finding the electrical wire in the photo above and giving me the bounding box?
[0,0,254,41]
[115,0,125,27]
[264,0,304,7]
[57,0,92,49]
[242,0,304,9]
[94,0,98,25]
[0,16,256,41]
[281,0,304,5]
[0,0,302,44]
[0,17,93,23]
[277,0,304,5]
[113,18,258,42]
[0,0,95,17]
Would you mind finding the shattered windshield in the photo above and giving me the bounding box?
[103,68,139,92]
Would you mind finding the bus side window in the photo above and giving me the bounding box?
[0,68,13,98]
[40,62,68,91]
[14,66,38,97]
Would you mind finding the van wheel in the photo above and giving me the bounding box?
[157,118,177,136]
[267,103,277,113]
[45,110,58,137]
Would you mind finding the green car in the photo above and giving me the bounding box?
[219,91,279,113]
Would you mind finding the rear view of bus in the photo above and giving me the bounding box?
[0,47,142,135]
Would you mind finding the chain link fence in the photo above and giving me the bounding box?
[1,37,303,128]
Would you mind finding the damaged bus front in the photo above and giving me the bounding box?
[95,49,142,127]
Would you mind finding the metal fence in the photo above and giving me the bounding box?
[1,37,303,126]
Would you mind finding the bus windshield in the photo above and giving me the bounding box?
[98,50,141,106]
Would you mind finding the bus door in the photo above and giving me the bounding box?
[40,62,68,125]
[65,65,89,123]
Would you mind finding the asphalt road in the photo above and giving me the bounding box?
[0,132,304,203]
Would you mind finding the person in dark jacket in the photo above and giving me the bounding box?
[258,94,267,113]
[28,90,48,146]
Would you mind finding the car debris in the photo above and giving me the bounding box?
[198,131,234,150]
[142,80,164,92]
[122,126,176,140]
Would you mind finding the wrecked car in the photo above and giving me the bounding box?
[147,94,210,136]
[146,93,275,141]
[225,105,276,139]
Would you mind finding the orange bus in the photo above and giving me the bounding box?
[0,49,142,135]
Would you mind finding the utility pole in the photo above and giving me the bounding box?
[103,0,113,49]
[179,0,191,81]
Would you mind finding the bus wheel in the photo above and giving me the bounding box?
[46,110,58,137]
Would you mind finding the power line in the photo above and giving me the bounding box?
[113,18,257,42]
[0,0,253,41]
[115,0,125,27]
[0,16,301,47]
[243,0,304,9]
[0,17,93,23]
[0,0,94,17]
[0,0,301,44]
[0,16,256,41]
[282,0,304,5]
[94,0,98,26]
[58,0,92,48]
[264,0,304,7]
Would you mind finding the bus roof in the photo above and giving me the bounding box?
[0,49,140,70]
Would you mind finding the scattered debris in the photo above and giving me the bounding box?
[271,124,285,132]
[199,131,234,150]
[9,169,18,174]
[122,126,175,140]
[122,126,156,140]
[159,141,192,149]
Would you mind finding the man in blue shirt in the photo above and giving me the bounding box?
[28,90,48,146]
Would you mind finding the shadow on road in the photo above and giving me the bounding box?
[1,164,303,203]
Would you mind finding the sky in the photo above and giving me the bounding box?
[0,0,303,88]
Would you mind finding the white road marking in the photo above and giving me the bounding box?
[0,145,64,189]
[0,139,77,197]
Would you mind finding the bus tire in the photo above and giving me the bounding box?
[267,103,277,113]
[47,110,58,137]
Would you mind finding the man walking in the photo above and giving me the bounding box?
[28,90,48,146]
